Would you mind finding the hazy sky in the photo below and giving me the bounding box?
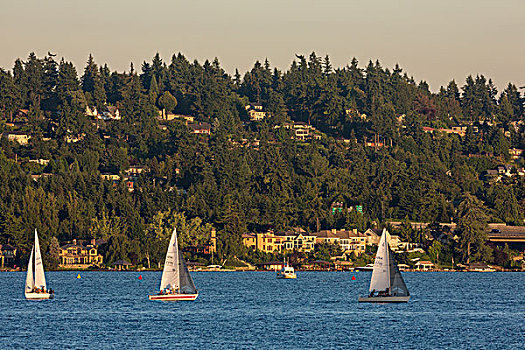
[1,0,524,91]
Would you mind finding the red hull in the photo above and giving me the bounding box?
[148,293,198,301]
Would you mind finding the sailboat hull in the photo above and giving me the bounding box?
[358,295,410,303]
[25,292,54,300]
[148,293,198,301]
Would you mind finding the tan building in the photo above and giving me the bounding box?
[313,229,367,256]
[59,239,104,268]
[364,228,382,246]
[125,166,149,177]
[3,131,31,145]
[101,173,121,182]
[248,109,267,121]
[276,229,316,252]
[0,244,16,268]
[189,122,211,134]
[242,232,283,254]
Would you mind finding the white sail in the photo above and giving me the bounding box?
[160,228,180,291]
[33,229,46,290]
[25,247,34,292]
[369,228,391,292]
[368,228,409,296]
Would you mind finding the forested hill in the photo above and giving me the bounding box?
[1,52,524,267]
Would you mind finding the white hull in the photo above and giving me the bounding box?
[358,295,410,303]
[148,293,198,301]
[277,273,297,279]
[25,292,54,300]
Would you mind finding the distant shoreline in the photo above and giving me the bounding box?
[2,268,524,273]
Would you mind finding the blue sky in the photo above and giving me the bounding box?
[1,0,524,91]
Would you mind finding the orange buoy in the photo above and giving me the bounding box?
[351,275,356,280]
[138,275,143,280]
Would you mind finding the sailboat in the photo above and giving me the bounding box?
[25,229,54,300]
[358,228,410,303]
[149,228,198,301]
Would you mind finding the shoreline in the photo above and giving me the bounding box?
[2,268,524,273]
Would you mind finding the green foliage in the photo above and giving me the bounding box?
[1,52,524,268]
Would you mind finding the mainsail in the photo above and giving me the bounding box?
[369,228,390,292]
[159,228,197,294]
[160,228,179,291]
[369,228,409,296]
[25,247,34,292]
[34,229,46,289]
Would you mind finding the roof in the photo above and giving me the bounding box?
[3,131,30,136]
[258,261,284,265]
[0,244,16,251]
[106,106,118,114]
[468,262,491,268]
[365,228,382,236]
[488,226,525,235]
[416,261,434,265]
[313,229,364,239]
[59,244,85,250]
[188,122,211,131]
[313,230,339,239]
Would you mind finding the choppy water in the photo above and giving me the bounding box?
[0,271,523,349]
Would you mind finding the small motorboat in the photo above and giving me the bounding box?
[277,261,297,279]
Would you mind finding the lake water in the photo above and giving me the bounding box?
[0,271,523,349]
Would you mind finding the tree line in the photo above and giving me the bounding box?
[1,51,524,268]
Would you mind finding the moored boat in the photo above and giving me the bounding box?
[148,228,198,301]
[355,263,375,271]
[25,229,54,300]
[277,260,296,279]
[358,228,410,303]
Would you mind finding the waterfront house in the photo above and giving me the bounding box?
[113,259,132,270]
[0,244,16,268]
[183,229,217,255]
[276,228,316,252]
[313,229,367,256]
[59,239,104,268]
[242,231,283,254]
[467,262,496,272]
[258,261,285,271]
[415,261,435,271]
[364,228,381,246]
